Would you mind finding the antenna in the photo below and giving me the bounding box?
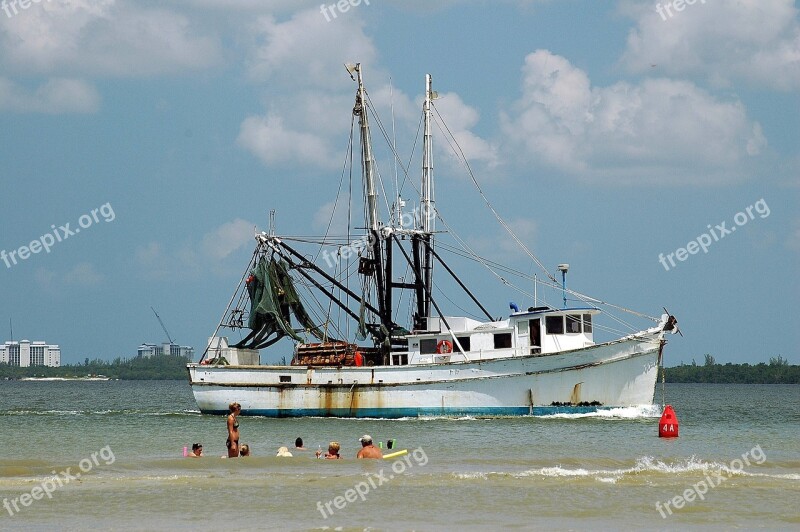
[557,264,569,308]
[151,307,174,344]
[389,76,401,227]
[9,317,12,341]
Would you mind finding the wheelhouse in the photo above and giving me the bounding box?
[397,307,601,365]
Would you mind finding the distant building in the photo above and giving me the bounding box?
[0,340,61,367]
[137,342,194,358]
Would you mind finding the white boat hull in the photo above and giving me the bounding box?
[187,334,662,417]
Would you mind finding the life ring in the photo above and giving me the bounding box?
[436,340,453,354]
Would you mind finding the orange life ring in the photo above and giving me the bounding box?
[436,340,453,354]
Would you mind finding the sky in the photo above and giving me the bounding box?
[0,0,798,366]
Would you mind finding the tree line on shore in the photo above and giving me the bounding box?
[1,353,796,383]
[664,355,798,384]
[0,354,190,380]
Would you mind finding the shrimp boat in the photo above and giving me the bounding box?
[187,64,679,418]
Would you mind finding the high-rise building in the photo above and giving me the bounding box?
[0,340,60,367]
[137,342,194,358]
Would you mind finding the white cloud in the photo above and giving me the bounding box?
[501,50,766,184]
[238,113,336,169]
[245,9,376,88]
[201,218,255,260]
[432,92,499,168]
[312,200,349,235]
[63,262,104,285]
[136,219,256,279]
[468,216,539,266]
[237,7,496,181]
[0,77,99,113]
[236,8,379,169]
[33,267,57,288]
[33,262,106,291]
[134,242,175,280]
[170,0,296,11]
[0,0,221,76]
[620,0,800,90]
[35,263,105,288]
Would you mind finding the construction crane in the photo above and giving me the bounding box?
[150,307,174,344]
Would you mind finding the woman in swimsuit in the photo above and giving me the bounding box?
[226,402,241,457]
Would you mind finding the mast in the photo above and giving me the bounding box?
[422,74,434,236]
[354,64,379,233]
[419,74,435,325]
[350,63,389,345]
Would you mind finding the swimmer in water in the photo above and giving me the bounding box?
[356,435,383,459]
[188,443,203,457]
[226,402,241,457]
[316,442,342,459]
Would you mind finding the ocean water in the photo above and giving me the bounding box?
[0,380,797,531]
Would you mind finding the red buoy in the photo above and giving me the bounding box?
[658,404,679,438]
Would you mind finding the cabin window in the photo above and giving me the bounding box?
[493,333,512,349]
[455,336,471,351]
[279,375,291,383]
[419,339,438,355]
[546,316,564,334]
[566,315,582,333]
[583,314,592,333]
[392,354,408,366]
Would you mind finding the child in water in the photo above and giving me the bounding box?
[316,442,342,459]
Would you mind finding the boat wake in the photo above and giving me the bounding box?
[536,404,661,420]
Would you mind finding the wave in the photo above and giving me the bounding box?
[450,455,800,483]
[1,409,199,417]
[297,415,480,421]
[537,404,662,420]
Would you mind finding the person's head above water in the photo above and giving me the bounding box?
[229,402,241,413]
[276,446,292,457]
[295,437,303,448]
[239,444,250,456]
[359,435,373,446]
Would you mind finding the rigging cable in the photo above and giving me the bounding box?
[313,117,356,264]
[199,245,260,361]
[431,102,557,284]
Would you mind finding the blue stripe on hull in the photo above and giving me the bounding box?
[200,405,618,418]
